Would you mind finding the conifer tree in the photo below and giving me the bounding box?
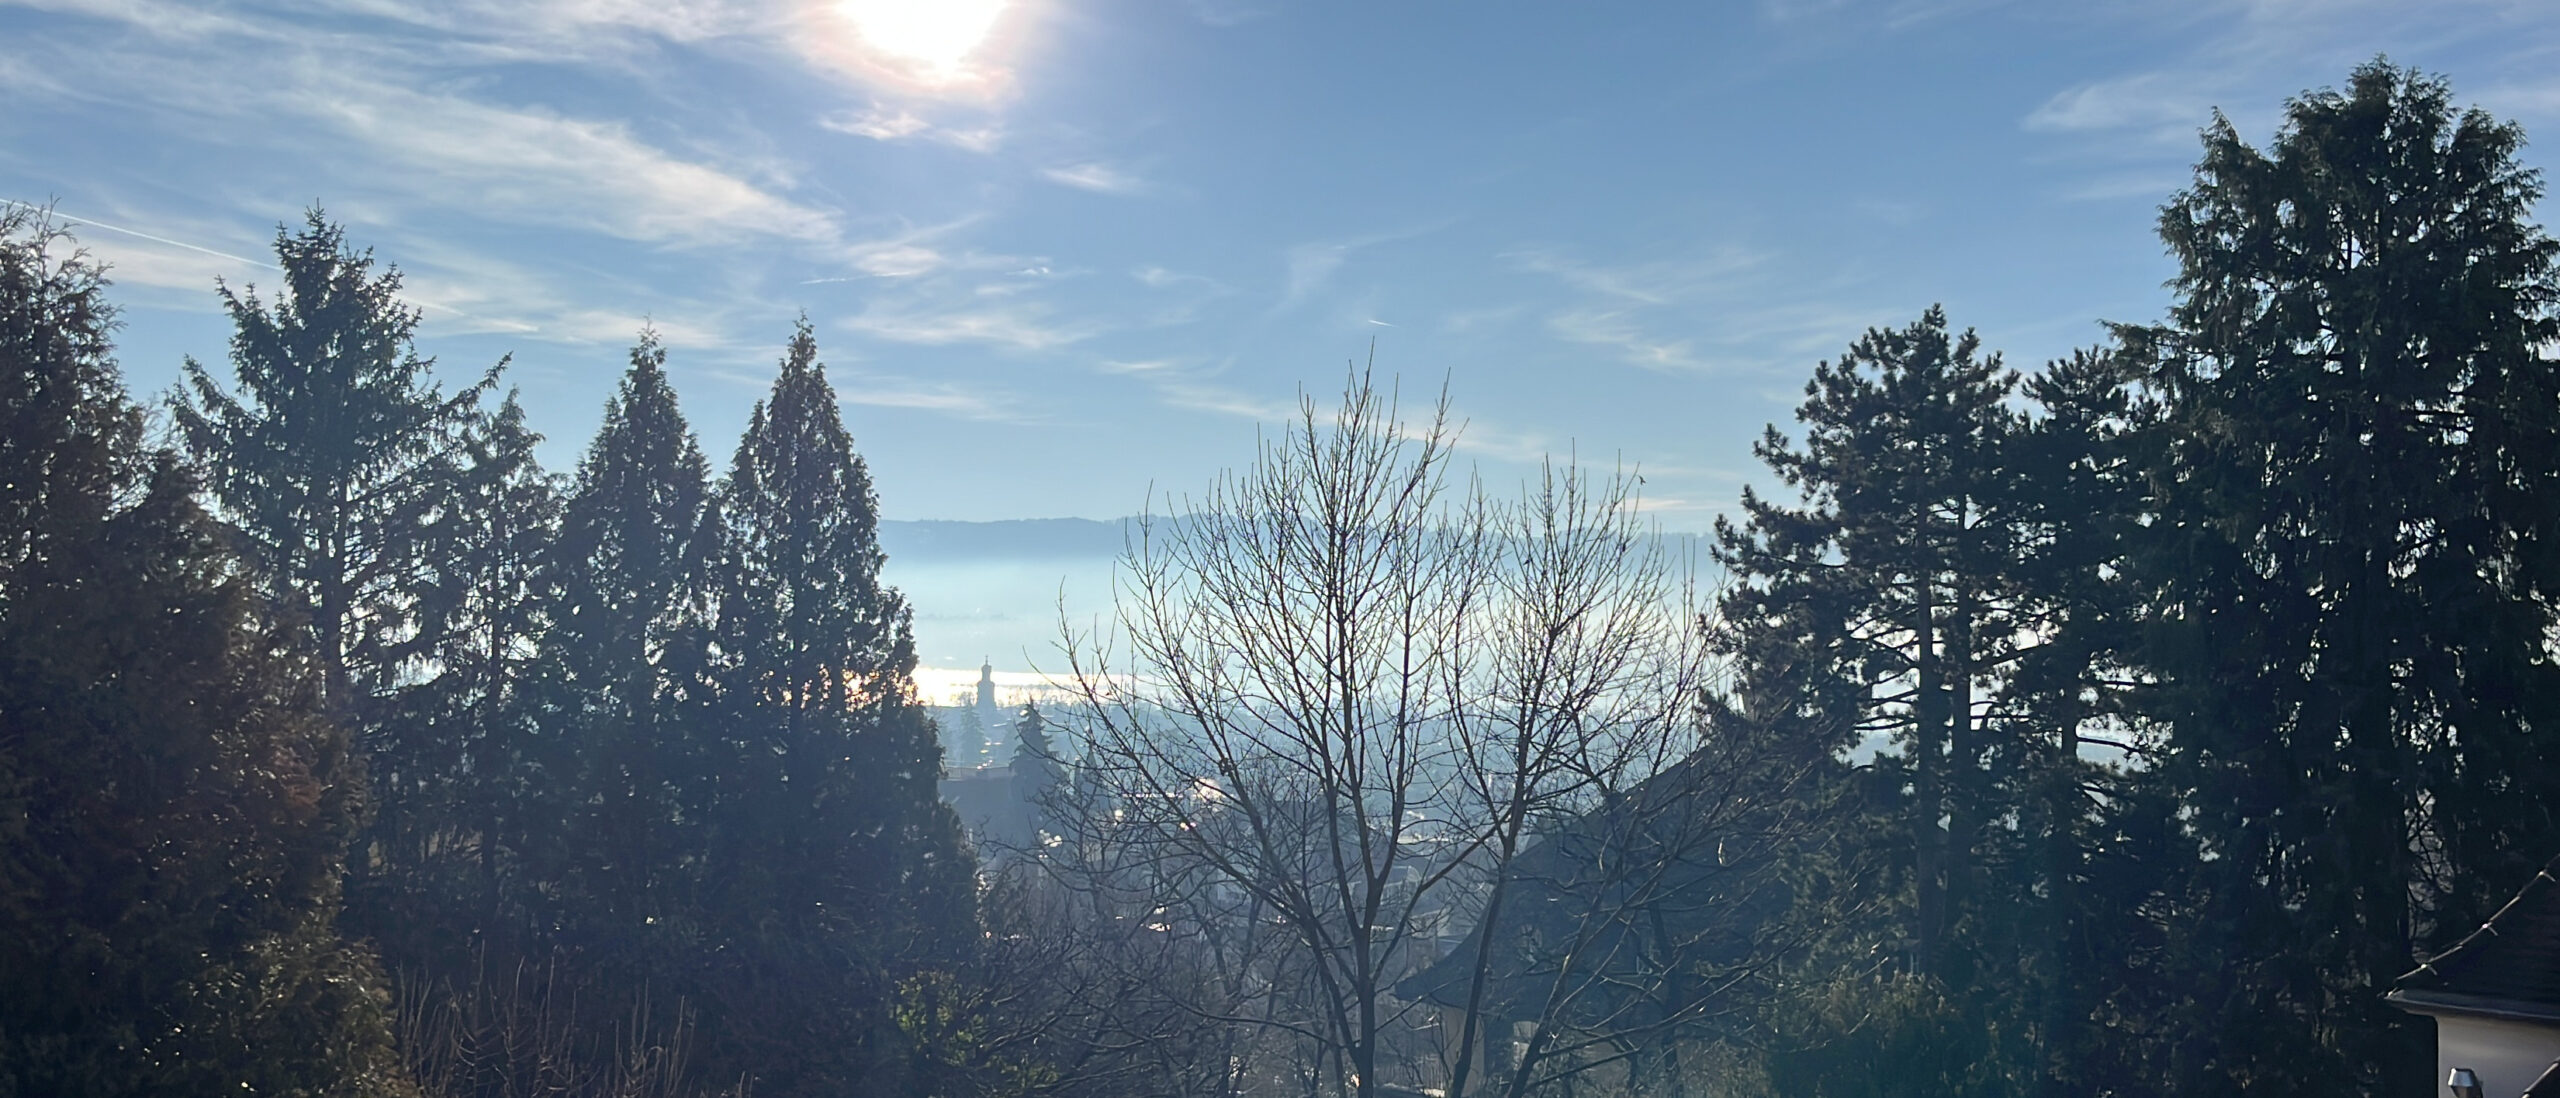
[1003,701,1062,849]
[1714,308,2029,982]
[543,330,717,977]
[1993,346,2163,1097]
[0,210,414,1096]
[373,390,561,969]
[1712,310,2159,1097]
[2127,60,2560,1096]
[172,210,488,713]
[171,211,500,984]
[695,318,974,1097]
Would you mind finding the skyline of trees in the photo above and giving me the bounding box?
[4,57,2557,1098]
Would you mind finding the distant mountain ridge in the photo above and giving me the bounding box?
[879,518,1136,562]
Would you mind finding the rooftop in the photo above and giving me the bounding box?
[2390,855,2560,1024]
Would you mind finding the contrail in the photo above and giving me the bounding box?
[2,198,477,319]
[1,198,275,271]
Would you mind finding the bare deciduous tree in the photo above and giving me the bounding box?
[1040,371,1800,1098]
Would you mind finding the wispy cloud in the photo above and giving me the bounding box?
[2475,74,2560,124]
[296,73,843,249]
[8,3,847,255]
[837,372,1038,422]
[1,199,273,275]
[1508,247,1765,305]
[1097,357,1187,375]
[1040,162,1151,196]
[1267,219,1461,314]
[1507,247,1828,375]
[846,298,1104,352]
[812,219,1039,282]
[1280,242,1350,310]
[38,217,274,300]
[1546,308,1706,372]
[1155,381,1302,423]
[820,103,1004,151]
[846,240,951,279]
[2024,71,2222,145]
[2015,0,2560,199]
[826,103,934,141]
[1132,265,1221,291]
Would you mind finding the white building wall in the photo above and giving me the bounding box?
[2434,1014,2560,1098]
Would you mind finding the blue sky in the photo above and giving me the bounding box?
[7,0,2560,677]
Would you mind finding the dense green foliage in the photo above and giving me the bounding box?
[2133,60,2560,1096]
[0,209,413,1097]
[687,319,975,1095]
[54,218,969,1097]
[1711,60,2560,1098]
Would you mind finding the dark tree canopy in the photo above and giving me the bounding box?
[538,330,720,1022]
[173,209,488,712]
[0,208,413,1098]
[688,318,975,1097]
[2129,59,2560,1097]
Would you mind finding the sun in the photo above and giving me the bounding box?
[833,0,1010,79]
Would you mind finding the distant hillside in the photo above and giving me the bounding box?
[879,518,1135,562]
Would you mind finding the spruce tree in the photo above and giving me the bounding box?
[172,210,488,713]
[0,210,414,1096]
[171,211,500,989]
[2128,60,2560,1096]
[695,319,973,1097]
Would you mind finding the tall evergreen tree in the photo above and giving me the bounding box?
[1714,308,2029,984]
[372,390,562,970]
[542,330,717,981]
[171,211,500,992]
[2127,60,2560,1096]
[0,210,414,1096]
[172,210,488,713]
[695,319,974,1097]
[1995,347,2166,1097]
[1711,310,2165,1097]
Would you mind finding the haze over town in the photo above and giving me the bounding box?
[12,3,2560,1097]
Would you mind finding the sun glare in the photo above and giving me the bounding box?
[834,0,1010,78]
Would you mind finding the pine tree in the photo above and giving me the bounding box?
[1997,346,2165,1096]
[1714,308,2065,1096]
[2127,60,2560,1096]
[373,390,562,970]
[542,330,717,980]
[1716,307,2026,973]
[695,318,974,1097]
[0,209,414,1096]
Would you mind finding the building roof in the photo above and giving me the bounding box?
[2389,854,2560,1024]
[2525,1060,2560,1098]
